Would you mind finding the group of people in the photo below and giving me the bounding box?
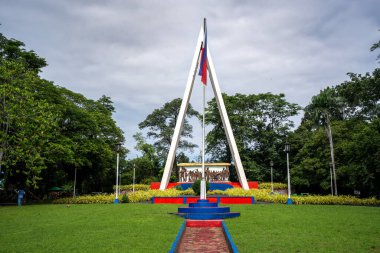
[179,167,230,182]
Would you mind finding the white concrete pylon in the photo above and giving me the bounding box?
[159,25,249,190]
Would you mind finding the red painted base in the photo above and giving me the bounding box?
[151,196,254,204]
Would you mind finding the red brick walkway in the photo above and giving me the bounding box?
[177,227,231,253]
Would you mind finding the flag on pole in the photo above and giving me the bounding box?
[198,20,207,85]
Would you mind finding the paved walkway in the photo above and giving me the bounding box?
[177,227,231,253]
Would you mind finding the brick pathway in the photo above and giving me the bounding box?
[177,227,231,253]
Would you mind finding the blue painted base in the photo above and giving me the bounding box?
[178,212,241,220]
[114,198,120,204]
[178,206,230,213]
[176,199,240,220]
[188,202,218,207]
[286,198,293,205]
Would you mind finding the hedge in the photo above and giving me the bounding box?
[53,187,379,206]
[208,188,380,206]
[53,188,195,204]
[113,184,150,191]
[258,182,287,190]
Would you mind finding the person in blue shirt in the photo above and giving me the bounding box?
[17,189,25,206]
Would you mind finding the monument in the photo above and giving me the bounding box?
[159,19,249,193]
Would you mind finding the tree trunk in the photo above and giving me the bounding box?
[0,150,3,172]
[326,123,338,195]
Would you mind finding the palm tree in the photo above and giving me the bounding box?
[304,87,344,195]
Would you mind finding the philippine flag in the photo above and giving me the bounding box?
[198,27,207,85]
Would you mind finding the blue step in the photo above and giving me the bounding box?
[189,202,219,207]
[176,199,240,220]
[178,206,230,214]
[177,212,240,220]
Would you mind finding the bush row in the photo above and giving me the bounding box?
[113,184,150,191]
[128,188,195,203]
[209,188,380,206]
[258,182,287,190]
[53,188,195,204]
[53,194,116,204]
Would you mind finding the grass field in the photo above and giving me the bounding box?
[226,205,380,253]
[0,203,379,253]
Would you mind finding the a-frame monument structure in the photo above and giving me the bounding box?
[160,21,249,191]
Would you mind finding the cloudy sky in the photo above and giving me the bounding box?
[1,0,379,158]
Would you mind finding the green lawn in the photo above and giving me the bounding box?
[0,204,182,253]
[0,204,379,253]
[227,205,380,253]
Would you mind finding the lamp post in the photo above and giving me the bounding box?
[270,160,274,195]
[119,170,122,196]
[114,142,122,204]
[133,162,136,193]
[284,140,292,205]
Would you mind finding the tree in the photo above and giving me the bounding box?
[336,69,380,120]
[304,87,343,195]
[294,69,379,196]
[370,37,380,63]
[138,98,200,179]
[44,87,125,193]
[0,32,126,195]
[129,133,160,183]
[0,33,47,72]
[206,93,301,181]
[0,61,57,188]
[291,119,379,196]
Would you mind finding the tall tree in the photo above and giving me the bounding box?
[138,98,200,179]
[0,61,56,188]
[129,132,160,183]
[206,93,301,181]
[304,87,343,195]
[291,119,379,196]
[0,32,126,194]
[336,69,380,120]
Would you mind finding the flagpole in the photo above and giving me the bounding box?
[200,18,207,200]
[200,82,206,199]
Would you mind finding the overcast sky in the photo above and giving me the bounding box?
[1,0,379,158]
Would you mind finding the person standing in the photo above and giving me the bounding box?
[17,189,25,206]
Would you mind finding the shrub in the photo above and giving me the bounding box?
[192,180,210,195]
[181,188,195,195]
[121,194,129,203]
[115,184,150,192]
[208,190,228,195]
[141,177,158,185]
[53,194,115,204]
[259,182,287,190]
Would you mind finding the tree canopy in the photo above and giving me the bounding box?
[0,32,125,195]
[205,92,301,181]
